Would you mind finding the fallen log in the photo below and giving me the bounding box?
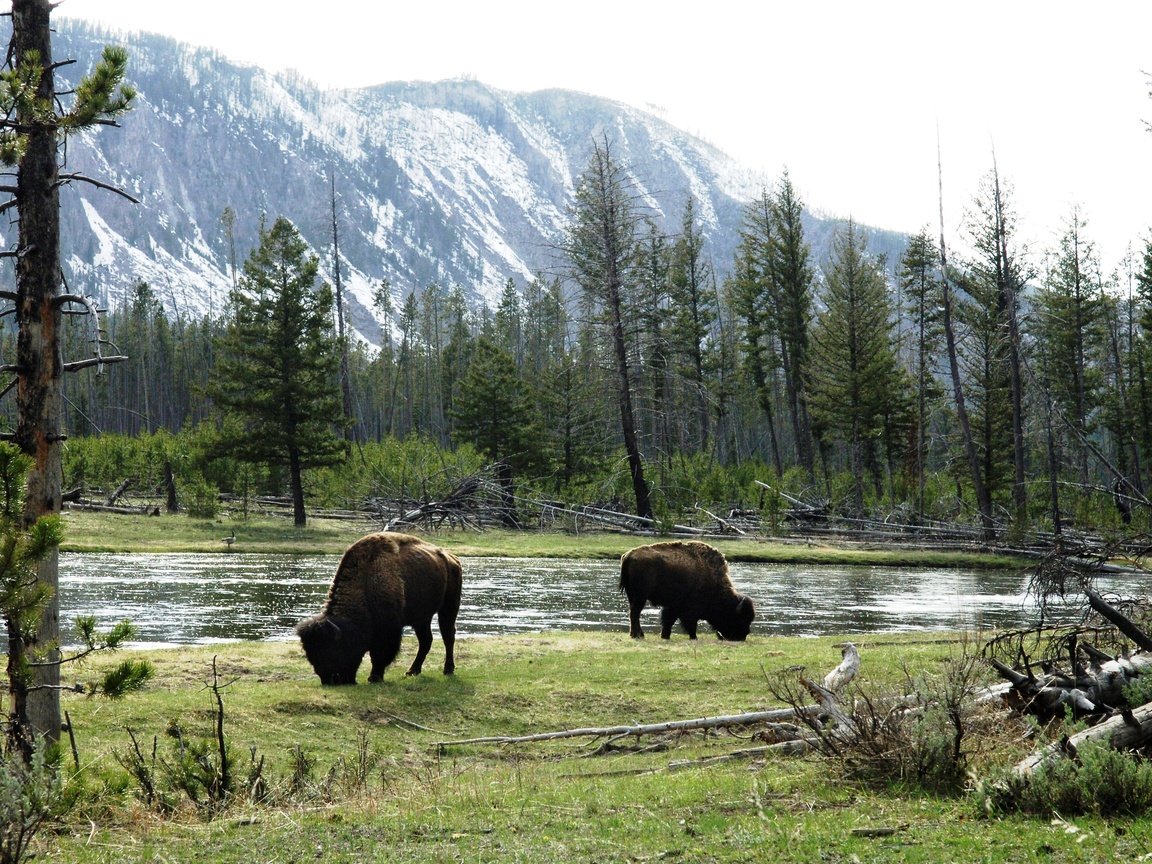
[104,476,134,507]
[64,501,159,516]
[1013,701,1152,777]
[990,591,1152,719]
[434,706,822,750]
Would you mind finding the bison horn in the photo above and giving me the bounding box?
[324,618,343,638]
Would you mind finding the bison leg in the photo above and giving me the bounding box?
[368,628,403,683]
[681,618,699,639]
[660,607,679,640]
[438,589,460,675]
[438,617,457,676]
[406,619,434,676]
[628,600,645,639]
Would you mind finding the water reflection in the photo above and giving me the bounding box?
[54,552,1100,647]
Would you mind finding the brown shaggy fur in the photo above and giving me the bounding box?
[296,532,462,685]
[618,540,754,640]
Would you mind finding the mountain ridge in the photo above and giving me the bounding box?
[38,20,906,345]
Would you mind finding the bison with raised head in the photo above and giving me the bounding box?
[296,532,462,685]
[619,540,754,640]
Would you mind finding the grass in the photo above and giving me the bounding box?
[29,632,1152,863]
[59,509,1028,569]
[34,511,1069,861]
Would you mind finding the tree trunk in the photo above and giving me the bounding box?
[992,165,1027,531]
[288,445,306,527]
[495,461,521,529]
[608,286,652,520]
[12,0,63,745]
[937,147,994,539]
[163,460,179,513]
[330,173,355,443]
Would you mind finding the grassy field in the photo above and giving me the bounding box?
[20,632,1149,863]
[58,508,1027,569]
[23,510,1106,862]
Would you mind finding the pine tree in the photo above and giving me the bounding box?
[211,217,346,526]
[808,221,910,516]
[452,333,548,524]
[730,191,784,473]
[3,0,135,744]
[898,228,944,520]
[1133,239,1152,488]
[564,137,652,519]
[1032,209,1106,485]
[768,171,816,473]
[666,195,716,451]
[960,169,1029,527]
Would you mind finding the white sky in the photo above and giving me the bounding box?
[59,0,1152,275]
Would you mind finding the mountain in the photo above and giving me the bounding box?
[40,20,906,345]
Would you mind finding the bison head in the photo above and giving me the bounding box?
[296,614,365,685]
[715,595,755,641]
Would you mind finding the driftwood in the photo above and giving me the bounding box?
[989,587,1152,778]
[436,645,862,760]
[990,591,1152,720]
[435,706,821,750]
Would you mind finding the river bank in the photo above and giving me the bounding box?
[59,508,1029,569]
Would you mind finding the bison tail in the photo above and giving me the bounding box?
[618,550,633,594]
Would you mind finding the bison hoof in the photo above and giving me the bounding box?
[404,668,422,677]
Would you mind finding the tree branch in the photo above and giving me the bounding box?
[54,172,139,203]
[61,354,128,373]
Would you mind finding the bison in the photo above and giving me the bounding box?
[619,540,754,641]
[296,532,462,685]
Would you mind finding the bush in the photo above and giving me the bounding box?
[767,640,998,795]
[976,741,1152,817]
[0,739,64,864]
[181,478,220,520]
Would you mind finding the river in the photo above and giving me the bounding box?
[52,552,1109,647]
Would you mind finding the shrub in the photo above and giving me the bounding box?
[182,478,220,520]
[766,640,998,795]
[0,739,64,864]
[976,741,1152,817]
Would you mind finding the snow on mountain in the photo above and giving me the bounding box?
[41,21,904,347]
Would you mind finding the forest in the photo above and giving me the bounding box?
[2,139,1146,544]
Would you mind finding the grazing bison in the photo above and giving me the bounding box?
[296,532,462,685]
[619,540,754,641]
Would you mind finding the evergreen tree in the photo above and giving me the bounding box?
[452,334,547,524]
[634,220,672,462]
[768,171,817,473]
[957,170,1029,528]
[565,137,652,519]
[808,221,910,515]
[1032,209,1106,484]
[1133,238,1152,488]
[898,228,944,520]
[394,291,420,437]
[211,217,346,526]
[730,191,784,473]
[666,195,716,451]
[494,277,525,367]
[2,0,135,744]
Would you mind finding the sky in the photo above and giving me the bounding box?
[60,0,1152,275]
